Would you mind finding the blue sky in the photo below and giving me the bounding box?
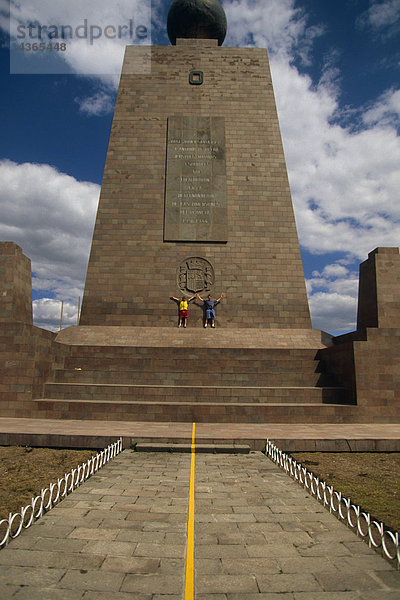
[0,0,399,333]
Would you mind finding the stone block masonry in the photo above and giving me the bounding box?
[0,242,32,325]
[80,39,311,329]
[357,247,400,329]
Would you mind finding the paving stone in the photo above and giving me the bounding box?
[82,590,146,600]
[314,571,384,591]
[197,513,241,526]
[246,544,299,558]
[196,574,259,594]
[196,544,249,559]
[221,557,281,575]
[362,592,400,600]
[58,569,124,592]
[217,532,267,545]
[82,540,135,556]
[295,542,352,557]
[370,571,400,589]
[116,529,165,543]
[343,540,381,554]
[29,523,76,538]
[75,501,115,510]
[158,557,186,574]
[256,573,322,593]
[84,509,129,521]
[33,537,89,553]
[332,555,394,571]
[0,583,20,600]
[101,556,159,573]
[277,556,337,573]
[47,517,104,529]
[14,588,84,600]
[134,542,185,558]
[0,549,104,570]
[293,594,361,599]
[195,558,223,574]
[68,527,119,541]
[125,511,171,522]
[0,565,66,587]
[197,595,227,600]
[227,595,295,600]
[121,574,184,594]
[152,596,184,600]
[280,520,329,533]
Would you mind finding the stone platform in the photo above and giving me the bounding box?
[0,418,399,451]
[55,326,328,348]
[15,326,363,425]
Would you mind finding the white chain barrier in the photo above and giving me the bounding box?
[264,439,399,569]
[0,437,123,549]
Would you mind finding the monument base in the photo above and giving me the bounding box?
[0,325,353,424]
[1,244,399,433]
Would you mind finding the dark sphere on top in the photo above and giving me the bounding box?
[167,0,227,46]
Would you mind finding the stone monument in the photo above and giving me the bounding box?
[79,0,311,329]
[0,0,398,430]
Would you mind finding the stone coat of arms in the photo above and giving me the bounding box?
[177,257,215,294]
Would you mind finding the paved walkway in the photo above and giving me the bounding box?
[0,450,399,599]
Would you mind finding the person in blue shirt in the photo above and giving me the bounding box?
[196,292,224,328]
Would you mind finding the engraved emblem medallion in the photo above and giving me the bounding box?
[177,257,215,294]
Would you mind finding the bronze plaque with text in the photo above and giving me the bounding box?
[164,116,227,242]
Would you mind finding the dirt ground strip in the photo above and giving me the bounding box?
[0,446,95,520]
[290,452,400,532]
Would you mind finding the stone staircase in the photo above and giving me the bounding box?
[27,326,356,423]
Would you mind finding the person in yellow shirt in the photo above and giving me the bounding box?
[169,294,196,327]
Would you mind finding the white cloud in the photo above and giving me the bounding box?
[225,1,400,266]
[6,0,150,82]
[224,0,324,63]
[357,0,400,34]
[276,62,400,259]
[308,291,358,334]
[362,88,400,128]
[76,90,116,116]
[0,160,99,324]
[312,264,349,279]
[306,260,359,333]
[33,298,79,332]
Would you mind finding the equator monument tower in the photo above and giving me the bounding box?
[79,0,311,330]
[1,0,399,433]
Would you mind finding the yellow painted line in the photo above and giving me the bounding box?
[184,422,196,600]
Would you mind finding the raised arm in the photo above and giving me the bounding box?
[170,296,179,302]
[216,293,224,303]
[188,295,196,302]
[195,293,204,302]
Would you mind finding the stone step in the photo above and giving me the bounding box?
[56,326,328,350]
[53,368,331,387]
[30,398,359,423]
[43,382,347,404]
[134,443,250,453]
[66,343,321,355]
[64,354,322,372]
